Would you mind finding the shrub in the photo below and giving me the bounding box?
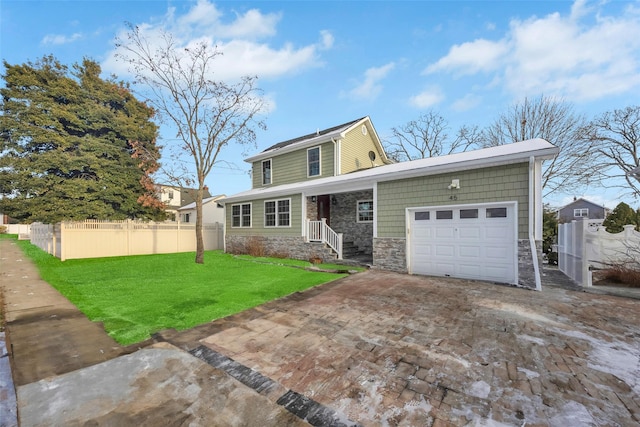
[0,226,6,234]
[245,236,265,257]
[547,251,558,266]
[601,265,640,287]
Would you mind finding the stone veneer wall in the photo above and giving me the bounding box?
[372,238,407,273]
[517,239,542,290]
[330,191,374,255]
[373,237,542,289]
[226,235,336,262]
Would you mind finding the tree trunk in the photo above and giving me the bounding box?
[195,184,205,264]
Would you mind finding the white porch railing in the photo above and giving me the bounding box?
[306,218,343,260]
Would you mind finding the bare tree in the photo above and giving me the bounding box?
[482,95,594,197]
[583,106,640,199]
[384,111,482,162]
[116,24,266,264]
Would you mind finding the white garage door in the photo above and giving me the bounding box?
[408,203,517,284]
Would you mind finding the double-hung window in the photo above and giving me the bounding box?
[357,200,374,223]
[265,199,290,227]
[262,159,272,185]
[231,203,251,227]
[574,208,589,218]
[307,147,321,177]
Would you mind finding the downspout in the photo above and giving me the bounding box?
[529,156,542,291]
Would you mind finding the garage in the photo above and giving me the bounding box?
[408,202,517,284]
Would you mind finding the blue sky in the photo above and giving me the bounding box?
[2,0,640,208]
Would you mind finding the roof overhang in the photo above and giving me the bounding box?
[222,139,559,204]
[244,117,371,163]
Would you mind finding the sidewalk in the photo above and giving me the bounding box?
[0,239,312,427]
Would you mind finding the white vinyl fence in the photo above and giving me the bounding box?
[30,220,224,261]
[558,219,640,287]
[4,223,31,238]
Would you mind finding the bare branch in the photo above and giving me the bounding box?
[115,23,267,263]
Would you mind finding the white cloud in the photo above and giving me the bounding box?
[424,38,509,75]
[102,0,331,81]
[409,87,444,108]
[424,0,640,102]
[451,94,482,112]
[41,32,82,45]
[346,62,396,101]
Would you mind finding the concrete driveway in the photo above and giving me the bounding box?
[2,237,639,426]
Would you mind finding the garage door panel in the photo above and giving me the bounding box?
[409,203,516,284]
[458,245,481,258]
[434,227,455,239]
[484,246,511,260]
[485,229,510,241]
[434,244,455,257]
[458,227,481,239]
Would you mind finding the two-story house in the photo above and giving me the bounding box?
[222,116,559,290]
[157,185,212,221]
[557,197,609,223]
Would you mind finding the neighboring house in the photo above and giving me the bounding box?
[157,185,212,220]
[222,116,559,289]
[178,194,226,224]
[557,198,609,224]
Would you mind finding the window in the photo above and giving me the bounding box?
[415,211,430,221]
[486,207,508,218]
[262,159,272,185]
[574,208,589,218]
[357,200,374,222]
[436,210,453,220]
[265,199,290,227]
[460,209,478,219]
[183,213,190,223]
[232,203,251,227]
[308,147,321,177]
[168,191,174,200]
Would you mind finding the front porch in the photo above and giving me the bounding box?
[304,190,373,264]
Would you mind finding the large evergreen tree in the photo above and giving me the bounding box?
[602,202,640,233]
[0,56,165,223]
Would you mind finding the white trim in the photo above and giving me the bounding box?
[231,202,252,228]
[245,117,372,163]
[264,198,292,228]
[222,139,559,205]
[262,158,273,186]
[529,156,541,291]
[406,201,519,285]
[373,182,378,238]
[356,199,374,223]
[307,146,322,178]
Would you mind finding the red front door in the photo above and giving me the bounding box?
[317,195,331,226]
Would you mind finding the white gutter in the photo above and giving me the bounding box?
[220,145,559,204]
[529,156,542,291]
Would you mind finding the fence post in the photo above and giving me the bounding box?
[581,219,590,287]
[59,223,65,261]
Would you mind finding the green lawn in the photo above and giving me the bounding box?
[11,237,348,345]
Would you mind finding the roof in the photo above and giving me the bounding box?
[177,195,225,211]
[559,197,608,211]
[222,138,559,204]
[244,116,369,163]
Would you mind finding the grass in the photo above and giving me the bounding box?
[10,237,348,345]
